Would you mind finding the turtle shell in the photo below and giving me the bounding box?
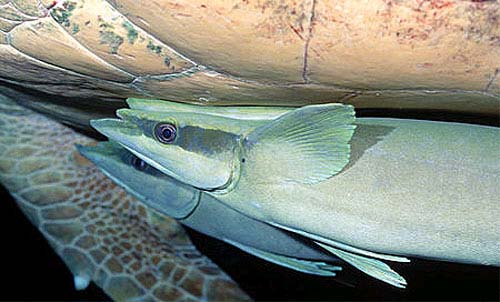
[0,0,499,117]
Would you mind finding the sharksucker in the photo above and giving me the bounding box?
[92,98,500,288]
[78,141,348,278]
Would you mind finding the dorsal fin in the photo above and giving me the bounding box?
[126,98,292,120]
[243,104,356,184]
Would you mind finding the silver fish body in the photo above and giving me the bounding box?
[78,142,342,266]
[215,118,500,266]
[91,99,500,286]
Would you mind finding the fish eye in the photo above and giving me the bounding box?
[130,155,147,171]
[154,123,177,144]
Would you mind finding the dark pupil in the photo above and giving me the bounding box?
[131,156,147,171]
[162,128,172,138]
[155,123,177,143]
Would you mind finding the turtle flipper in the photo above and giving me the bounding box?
[0,93,249,302]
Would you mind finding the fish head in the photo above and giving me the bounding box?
[91,109,245,191]
[92,101,356,192]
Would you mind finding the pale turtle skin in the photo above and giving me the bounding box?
[0,93,250,301]
[0,0,499,121]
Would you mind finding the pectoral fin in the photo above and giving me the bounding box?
[243,104,356,184]
[225,239,342,277]
[315,242,407,288]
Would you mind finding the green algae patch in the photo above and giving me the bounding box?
[99,30,124,54]
[146,39,174,66]
[122,21,138,44]
[72,23,80,34]
[50,1,77,28]
[164,56,171,67]
[147,40,162,54]
[97,16,123,54]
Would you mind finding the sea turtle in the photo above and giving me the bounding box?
[0,0,499,121]
[0,0,499,301]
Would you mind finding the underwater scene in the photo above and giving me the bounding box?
[0,0,499,301]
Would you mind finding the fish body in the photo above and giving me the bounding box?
[215,118,500,266]
[91,99,500,287]
[78,141,344,277]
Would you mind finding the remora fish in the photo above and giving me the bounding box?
[77,141,346,277]
[92,99,500,287]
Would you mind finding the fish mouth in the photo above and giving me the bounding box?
[76,140,122,160]
[75,143,107,169]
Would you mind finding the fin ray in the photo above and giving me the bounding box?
[316,242,407,288]
[270,222,410,263]
[244,104,356,184]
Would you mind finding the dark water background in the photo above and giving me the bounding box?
[1,184,499,301]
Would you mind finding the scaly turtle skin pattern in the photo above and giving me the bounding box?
[0,93,249,301]
[0,0,499,121]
